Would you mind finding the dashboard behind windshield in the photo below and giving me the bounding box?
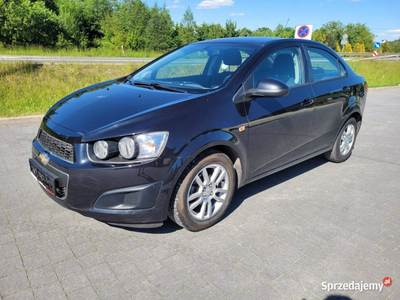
[131,43,260,93]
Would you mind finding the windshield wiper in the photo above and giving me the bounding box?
[132,81,187,93]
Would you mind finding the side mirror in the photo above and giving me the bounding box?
[251,78,290,98]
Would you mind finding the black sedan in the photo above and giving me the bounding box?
[30,37,367,231]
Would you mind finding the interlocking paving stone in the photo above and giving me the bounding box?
[0,271,30,297]
[67,286,99,300]
[0,88,400,299]
[3,288,35,300]
[60,273,91,295]
[27,265,58,289]
[0,256,24,278]
[33,281,67,300]
[97,282,131,300]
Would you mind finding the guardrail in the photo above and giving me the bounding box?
[339,52,400,56]
[339,53,400,61]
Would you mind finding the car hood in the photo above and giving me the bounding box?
[44,80,198,138]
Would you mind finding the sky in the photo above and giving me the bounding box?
[144,0,400,42]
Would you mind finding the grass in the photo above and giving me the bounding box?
[0,60,399,117]
[0,62,145,117]
[0,45,163,58]
[347,60,400,88]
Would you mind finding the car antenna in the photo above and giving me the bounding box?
[280,18,290,38]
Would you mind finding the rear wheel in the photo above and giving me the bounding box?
[169,150,235,231]
[324,118,357,163]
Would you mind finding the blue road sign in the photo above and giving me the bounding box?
[374,42,381,49]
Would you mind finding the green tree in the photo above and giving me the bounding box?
[57,0,88,47]
[56,0,112,48]
[144,4,174,51]
[225,20,238,38]
[179,6,196,45]
[195,22,225,41]
[272,24,294,38]
[0,0,60,47]
[33,0,58,14]
[238,27,252,37]
[207,23,225,40]
[324,32,336,50]
[251,27,272,37]
[380,42,392,53]
[345,23,374,52]
[196,22,209,41]
[388,38,400,52]
[100,0,150,50]
[320,21,344,44]
[312,29,327,44]
[170,22,181,48]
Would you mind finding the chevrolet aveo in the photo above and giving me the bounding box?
[30,37,367,231]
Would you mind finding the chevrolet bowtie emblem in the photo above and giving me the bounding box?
[38,152,49,165]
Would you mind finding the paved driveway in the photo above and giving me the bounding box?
[0,87,399,300]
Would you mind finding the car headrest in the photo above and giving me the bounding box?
[272,54,295,78]
[221,49,242,66]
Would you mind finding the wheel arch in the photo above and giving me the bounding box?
[344,109,362,133]
[343,92,363,133]
[162,130,247,218]
[172,137,246,190]
[204,144,244,189]
[349,111,362,133]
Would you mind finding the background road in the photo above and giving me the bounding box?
[0,55,154,64]
[0,87,399,299]
[1,54,399,64]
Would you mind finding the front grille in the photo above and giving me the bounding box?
[38,130,74,162]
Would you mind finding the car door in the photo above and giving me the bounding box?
[244,43,315,181]
[305,46,351,150]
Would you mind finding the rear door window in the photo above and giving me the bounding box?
[308,48,341,82]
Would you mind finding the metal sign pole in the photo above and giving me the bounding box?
[341,34,348,53]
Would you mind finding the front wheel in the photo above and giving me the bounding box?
[169,150,236,231]
[324,118,357,163]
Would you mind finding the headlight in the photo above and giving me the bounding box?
[94,140,118,159]
[135,132,169,159]
[93,132,169,162]
[118,137,137,159]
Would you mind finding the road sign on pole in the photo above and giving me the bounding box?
[294,25,314,40]
[340,34,348,46]
[373,51,378,57]
[374,42,381,49]
[340,34,348,52]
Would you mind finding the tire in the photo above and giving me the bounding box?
[169,150,236,231]
[324,118,357,163]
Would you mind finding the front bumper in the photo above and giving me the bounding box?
[31,137,173,227]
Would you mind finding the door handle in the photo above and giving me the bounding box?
[342,86,350,93]
[301,98,314,108]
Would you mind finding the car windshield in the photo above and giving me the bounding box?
[130,43,260,93]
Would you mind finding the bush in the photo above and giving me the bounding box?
[344,42,353,53]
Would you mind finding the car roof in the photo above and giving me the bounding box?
[194,37,280,46]
[194,37,324,47]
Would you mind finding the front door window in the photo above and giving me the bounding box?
[253,47,304,88]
